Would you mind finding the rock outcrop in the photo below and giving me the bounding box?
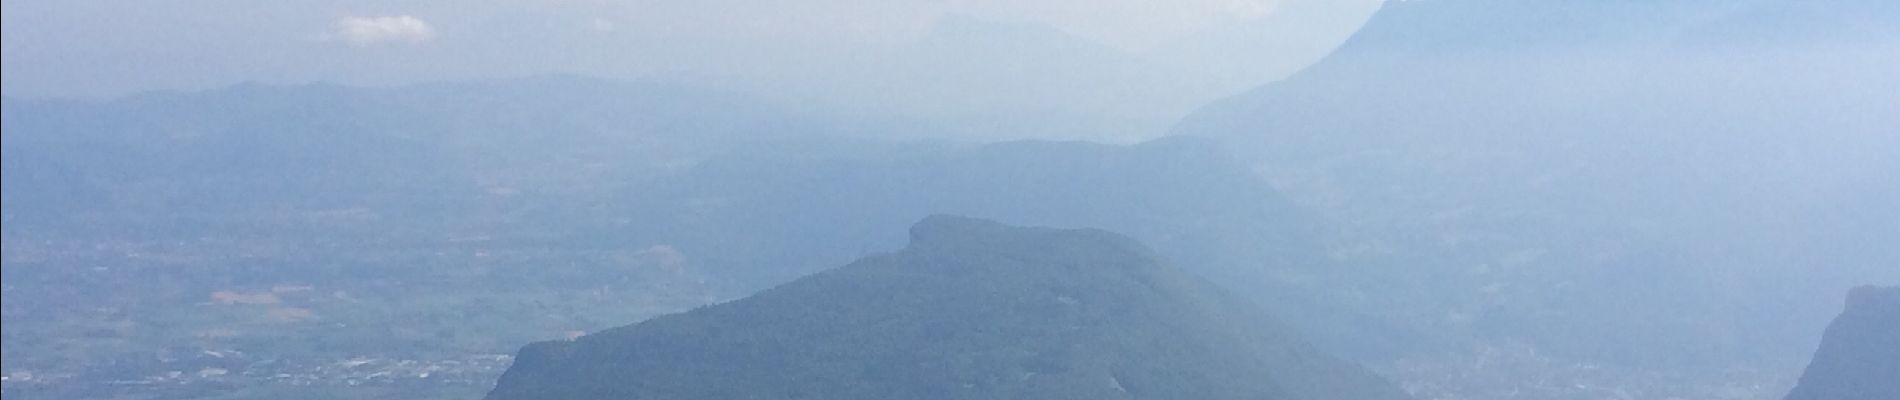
[1784,286,1900,400]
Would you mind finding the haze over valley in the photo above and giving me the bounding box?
[3,1,1896,399]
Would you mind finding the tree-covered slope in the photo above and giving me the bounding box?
[485,216,1412,400]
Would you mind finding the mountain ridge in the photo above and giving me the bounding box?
[484,216,1412,400]
[1167,0,1900,372]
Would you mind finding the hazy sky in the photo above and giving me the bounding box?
[0,0,1380,100]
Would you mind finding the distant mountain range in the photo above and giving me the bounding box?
[485,216,1413,400]
[4,75,1405,398]
[1172,0,1900,370]
[0,75,824,221]
[0,78,1334,304]
[7,2,1896,397]
[1,75,1358,337]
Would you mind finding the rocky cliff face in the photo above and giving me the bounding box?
[1784,286,1900,400]
[484,216,1412,400]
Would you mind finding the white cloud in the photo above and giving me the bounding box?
[329,15,434,47]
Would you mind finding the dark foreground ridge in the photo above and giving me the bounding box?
[484,215,1412,400]
[1784,286,1900,400]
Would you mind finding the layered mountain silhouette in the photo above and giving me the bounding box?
[485,216,1412,400]
[1177,0,1898,160]
[2,76,1384,360]
[1170,0,1900,367]
[1784,286,1900,400]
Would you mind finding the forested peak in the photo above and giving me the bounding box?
[484,216,1411,400]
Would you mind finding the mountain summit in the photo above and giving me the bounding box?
[484,215,1411,400]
